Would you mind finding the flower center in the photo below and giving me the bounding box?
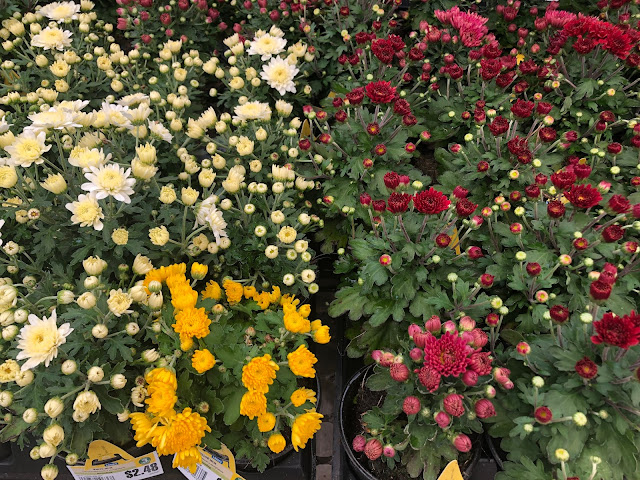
[16,140,41,160]
[97,169,125,191]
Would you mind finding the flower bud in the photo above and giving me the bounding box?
[23,408,38,424]
[110,374,127,389]
[87,366,104,382]
[61,360,77,375]
[44,398,64,418]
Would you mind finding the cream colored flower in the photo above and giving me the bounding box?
[83,256,107,275]
[181,187,199,206]
[111,228,128,245]
[198,169,216,188]
[261,57,298,96]
[65,193,104,230]
[0,359,19,382]
[278,226,297,244]
[43,424,64,447]
[149,226,169,246]
[301,269,316,283]
[136,143,156,164]
[31,27,73,51]
[81,163,136,203]
[132,254,153,275]
[236,136,254,156]
[107,289,133,316]
[5,130,51,167]
[275,100,293,116]
[131,158,158,181]
[233,101,272,122]
[149,121,173,142]
[248,33,287,60]
[73,390,101,415]
[131,385,146,407]
[16,310,73,371]
[39,173,67,194]
[159,185,177,204]
[0,165,17,188]
[49,59,70,77]
[39,1,80,22]
[28,108,80,131]
[68,146,107,170]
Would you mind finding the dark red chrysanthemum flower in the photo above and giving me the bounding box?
[624,311,640,328]
[511,99,535,118]
[575,357,598,379]
[468,351,492,376]
[608,194,630,213]
[423,332,473,377]
[565,184,603,209]
[524,185,541,199]
[455,198,478,218]
[547,200,566,218]
[488,116,509,136]
[365,81,396,104]
[591,312,640,349]
[602,224,624,243]
[590,280,612,300]
[526,262,541,276]
[538,127,557,143]
[435,233,451,247]
[383,171,400,189]
[551,168,577,189]
[413,188,451,215]
[372,200,386,213]
[550,305,570,324]
[387,192,412,213]
[534,406,553,424]
[573,238,589,250]
[443,393,465,417]
[346,87,364,105]
[417,366,441,392]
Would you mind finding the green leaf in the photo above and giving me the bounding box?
[93,386,124,415]
[223,389,244,426]
[366,370,394,391]
[405,451,423,478]
[500,329,525,346]
[391,271,417,301]
[0,419,28,442]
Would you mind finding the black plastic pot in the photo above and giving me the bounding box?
[339,365,481,480]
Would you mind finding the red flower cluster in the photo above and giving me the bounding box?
[387,192,412,213]
[591,312,640,349]
[434,6,489,47]
[562,15,639,59]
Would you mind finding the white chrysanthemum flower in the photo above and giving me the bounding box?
[5,130,51,167]
[233,102,272,122]
[205,207,228,245]
[65,192,104,230]
[269,25,285,38]
[39,1,80,22]
[195,195,218,227]
[272,164,295,181]
[275,100,293,117]
[107,289,133,317]
[27,108,81,132]
[0,118,12,134]
[261,57,299,96]
[148,121,173,142]
[122,103,152,124]
[30,27,73,51]
[73,391,101,415]
[99,102,132,129]
[56,99,90,112]
[0,219,4,247]
[68,146,108,170]
[223,33,240,48]
[16,310,73,371]
[248,33,287,60]
[81,164,135,203]
[117,93,150,107]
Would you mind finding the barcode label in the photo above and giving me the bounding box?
[75,477,117,480]
[177,463,221,480]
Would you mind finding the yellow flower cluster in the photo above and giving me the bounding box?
[244,284,281,310]
[281,296,330,343]
[222,279,244,304]
[143,263,186,293]
[130,367,211,473]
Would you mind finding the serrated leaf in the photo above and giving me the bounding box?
[366,370,394,391]
[223,389,244,426]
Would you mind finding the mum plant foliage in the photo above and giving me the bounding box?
[348,316,507,479]
[131,264,329,472]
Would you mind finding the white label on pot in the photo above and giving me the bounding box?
[67,450,164,480]
[175,445,245,480]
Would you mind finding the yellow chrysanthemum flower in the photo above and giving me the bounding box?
[243,286,257,299]
[270,286,281,304]
[201,280,222,300]
[145,368,178,390]
[257,412,276,432]
[313,325,331,344]
[153,408,211,473]
[290,388,316,407]
[287,345,317,377]
[192,349,216,373]
[170,286,199,311]
[166,273,190,290]
[242,354,279,393]
[298,304,311,318]
[191,263,208,280]
[240,390,267,419]
[143,264,186,291]
[223,279,244,304]
[284,312,311,334]
[255,292,272,309]
[145,385,177,417]
[130,412,161,447]
[268,433,286,454]
[291,410,323,451]
[172,307,211,341]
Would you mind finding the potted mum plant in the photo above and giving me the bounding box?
[340,314,510,480]
[130,262,329,472]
